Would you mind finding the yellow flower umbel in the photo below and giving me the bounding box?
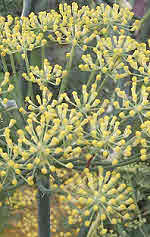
[0,2,138,57]
[79,35,137,80]
[0,16,45,56]
[7,87,91,182]
[0,125,24,188]
[59,167,138,236]
[63,83,101,114]
[22,59,65,88]
[115,82,150,120]
[86,112,134,164]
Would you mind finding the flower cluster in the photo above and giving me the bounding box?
[63,82,102,114]
[0,85,92,187]
[0,15,46,56]
[87,113,134,165]
[0,74,149,187]
[115,82,150,119]
[0,2,137,57]
[59,167,138,236]
[0,72,14,102]
[22,59,65,87]
[79,35,138,73]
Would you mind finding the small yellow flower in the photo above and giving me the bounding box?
[66,163,74,169]
[111,218,117,224]
[41,167,48,174]
[84,221,90,227]
[12,179,17,185]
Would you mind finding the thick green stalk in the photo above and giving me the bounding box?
[58,45,75,96]
[24,51,34,100]
[10,54,16,75]
[1,56,8,72]
[87,59,99,88]
[41,46,45,70]
[36,175,50,237]
[97,75,109,95]
[9,54,23,107]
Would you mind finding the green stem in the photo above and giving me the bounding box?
[24,51,30,75]
[10,54,24,107]
[87,212,100,237]
[41,46,45,70]
[10,54,16,75]
[1,56,8,72]
[97,75,109,95]
[90,156,140,169]
[36,175,50,237]
[87,59,99,88]
[89,0,96,9]
[87,70,96,87]
[21,0,32,17]
[24,51,34,100]
[58,45,75,96]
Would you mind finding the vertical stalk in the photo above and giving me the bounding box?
[58,45,75,96]
[87,212,100,237]
[21,0,32,17]
[37,175,50,237]
[10,54,16,75]
[41,46,45,70]
[1,55,8,72]
[24,51,34,100]
[87,59,99,88]
[9,54,23,108]
[97,75,109,95]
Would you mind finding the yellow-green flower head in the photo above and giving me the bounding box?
[0,129,23,187]
[60,167,137,232]
[79,35,138,79]
[0,85,94,187]
[0,2,139,56]
[0,72,14,96]
[22,59,64,87]
[63,83,101,114]
[87,113,134,163]
[115,83,150,120]
[3,90,92,181]
[0,14,46,55]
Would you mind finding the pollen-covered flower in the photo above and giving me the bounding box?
[115,83,150,120]
[0,17,45,55]
[79,35,137,81]
[59,167,138,234]
[0,72,14,96]
[0,87,93,186]
[0,126,24,187]
[85,112,135,164]
[22,59,64,87]
[63,83,101,114]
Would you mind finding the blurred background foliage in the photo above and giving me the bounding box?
[0,0,22,17]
